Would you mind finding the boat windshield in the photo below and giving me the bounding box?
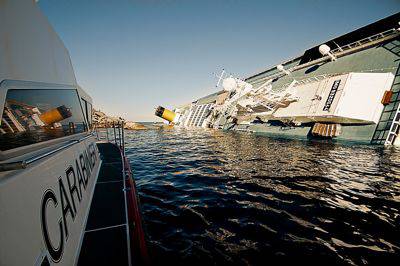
[0,89,87,151]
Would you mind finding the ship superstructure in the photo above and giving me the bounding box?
[156,13,400,146]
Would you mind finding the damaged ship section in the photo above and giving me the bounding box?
[157,13,400,145]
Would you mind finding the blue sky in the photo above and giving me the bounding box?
[38,0,399,121]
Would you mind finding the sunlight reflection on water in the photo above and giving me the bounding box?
[125,128,400,265]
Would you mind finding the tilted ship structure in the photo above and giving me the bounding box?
[156,13,400,146]
[0,0,147,265]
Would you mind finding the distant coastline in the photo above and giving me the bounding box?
[93,109,163,130]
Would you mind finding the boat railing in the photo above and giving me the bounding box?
[271,63,398,93]
[94,120,126,155]
[0,120,128,172]
[247,27,400,86]
[271,73,333,93]
[331,28,399,54]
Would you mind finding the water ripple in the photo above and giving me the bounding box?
[125,129,400,265]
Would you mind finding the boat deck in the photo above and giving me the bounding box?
[78,142,131,265]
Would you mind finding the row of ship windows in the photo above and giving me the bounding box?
[186,104,212,127]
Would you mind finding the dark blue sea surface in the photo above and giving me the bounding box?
[124,129,400,266]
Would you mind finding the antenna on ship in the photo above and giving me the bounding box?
[215,69,226,88]
[332,41,343,52]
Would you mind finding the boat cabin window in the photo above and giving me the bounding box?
[0,89,87,151]
[87,102,93,129]
[81,98,93,129]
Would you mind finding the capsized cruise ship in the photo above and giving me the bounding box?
[156,13,400,146]
[0,0,147,265]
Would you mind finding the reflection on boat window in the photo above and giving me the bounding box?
[0,89,87,151]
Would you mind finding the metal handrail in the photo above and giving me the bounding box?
[95,120,126,154]
[331,28,399,53]
[270,73,334,93]
[269,65,398,93]
[248,27,400,86]
[0,134,94,172]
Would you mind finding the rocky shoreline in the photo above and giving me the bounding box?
[93,109,161,130]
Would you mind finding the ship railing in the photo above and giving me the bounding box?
[0,122,128,172]
[247,27,400,86]
[270,73,333,93]
[331,28,399,54]
[271,63,399,94]
[94,120,126,155]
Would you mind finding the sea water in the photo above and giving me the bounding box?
[124,129,400,265]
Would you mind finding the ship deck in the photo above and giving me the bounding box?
[78,142,131,265]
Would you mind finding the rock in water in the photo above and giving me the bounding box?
[124,121,147,130]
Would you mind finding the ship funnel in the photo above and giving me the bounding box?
[319,44,337,61]
[277,64,291,75]
[39,105,72,125]
[155,106,177,123]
